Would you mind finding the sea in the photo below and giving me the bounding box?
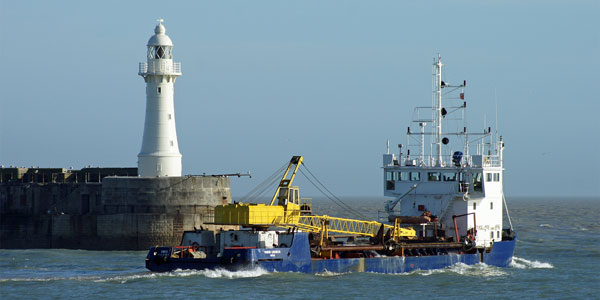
[1,197,598,300]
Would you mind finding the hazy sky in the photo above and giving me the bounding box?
[1,1,598,197]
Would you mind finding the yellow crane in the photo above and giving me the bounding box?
[213,156,415,250]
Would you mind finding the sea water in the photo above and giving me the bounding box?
[1,197,598,299]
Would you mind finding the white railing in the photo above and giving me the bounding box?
[387,154,502,168]
[138,61,181,75]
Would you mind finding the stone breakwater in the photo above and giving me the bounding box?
[0,167,232,250]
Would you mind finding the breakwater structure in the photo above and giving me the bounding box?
[0,20,237,250]
[0,167,232,250]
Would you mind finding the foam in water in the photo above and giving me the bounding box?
[447,263,507,277]
[315,269,351,277]
[0,267,271,284]
[413,263,507,277]
[94,272,159,283]
[510,257,554,269]
[381,263,507,277]
[195,267,269,279]
[0,275,104,283]
[96,267,269,283]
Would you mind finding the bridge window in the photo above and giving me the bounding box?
[428,172,441,181]
[398,172,409,181]
[494,173,500,182]
[386,171,395,190]
[443,172,457,181]
[410,172,420,181]
[473,172,483,192]
[386,171,395,181]
[487,173,493,182]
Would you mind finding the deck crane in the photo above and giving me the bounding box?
[213,156,416,257]
[270,156,303,206]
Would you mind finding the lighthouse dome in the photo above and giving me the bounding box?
[147,22,173,46]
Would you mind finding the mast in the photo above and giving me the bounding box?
[419,122,426,165]
[434,54,443,166]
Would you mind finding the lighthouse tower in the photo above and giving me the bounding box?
[137,19,182,177]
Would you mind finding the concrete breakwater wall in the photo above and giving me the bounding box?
[0,168,232,250]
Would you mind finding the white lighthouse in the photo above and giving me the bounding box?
[137,19,182,177]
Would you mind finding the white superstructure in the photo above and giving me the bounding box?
[138,20,182,177]
[383,55,510,248]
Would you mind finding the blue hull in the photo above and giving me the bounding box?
[146,232,516,274]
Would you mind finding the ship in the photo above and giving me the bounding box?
[145,56,516,274]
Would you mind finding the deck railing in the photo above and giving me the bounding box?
[387,154,502,168]
[138,61,181,75]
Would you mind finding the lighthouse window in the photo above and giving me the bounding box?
[473,202,476,210]
[154,46,165,59]
[410,172,421,181]
[427,172,441,181]
[157,87,162,94]
[170,140,174,146]
[147,47,154,59]
[168,114,172,120]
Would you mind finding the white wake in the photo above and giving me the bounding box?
[510,256,553,269]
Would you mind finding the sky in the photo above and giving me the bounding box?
[1,1,598,198]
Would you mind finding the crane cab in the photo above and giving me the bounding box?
[276,186,300,206]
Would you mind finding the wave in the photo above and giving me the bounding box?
[315,269,352,277]
[0,268,270,283]
[194,267,269,279]
[539,224,553,228]
[381,262,507,277]
[0,275,102,283]
[94,267,269,283]
[510,256,553,269]
[423,263,507,277]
